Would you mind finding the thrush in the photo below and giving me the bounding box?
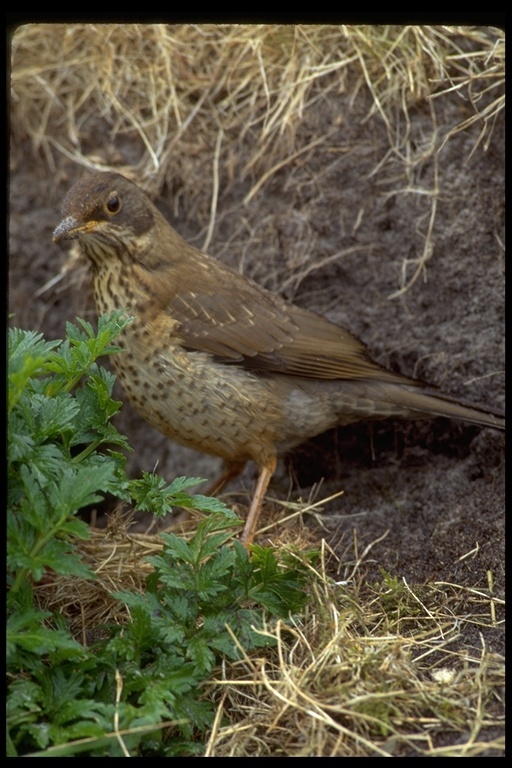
[53,171,505,544]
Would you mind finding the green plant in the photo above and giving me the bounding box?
[7,314,311,756]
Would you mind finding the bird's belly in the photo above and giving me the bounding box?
[272,380,340,453]
[111,340,284,465]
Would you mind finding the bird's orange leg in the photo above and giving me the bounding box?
[240,456,277,545]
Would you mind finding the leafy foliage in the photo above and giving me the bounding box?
[7,314,312,757]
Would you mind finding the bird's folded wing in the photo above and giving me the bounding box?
[168,286,414,385]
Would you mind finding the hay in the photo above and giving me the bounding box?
[11,24,505,303]
[32,502,504,757]
[11,24,503,199]
[204,537,504,757]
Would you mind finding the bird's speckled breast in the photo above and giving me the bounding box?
[91,259,287,465]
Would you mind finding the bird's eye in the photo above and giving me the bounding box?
[106,193,121,214]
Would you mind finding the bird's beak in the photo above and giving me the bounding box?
[53,216,100,244]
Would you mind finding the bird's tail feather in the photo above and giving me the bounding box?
[382,384,505,430]
[327,380,505,430]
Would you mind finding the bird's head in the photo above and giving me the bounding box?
[53,172,155,257]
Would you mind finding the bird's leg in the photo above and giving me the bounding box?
[204,460,246,497]
[240,456,277,545]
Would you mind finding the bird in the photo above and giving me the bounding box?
[53,171,505,544]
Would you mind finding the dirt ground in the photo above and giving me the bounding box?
[9,36,504,743]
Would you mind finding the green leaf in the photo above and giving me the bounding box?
[8,328,61,412]
[7,611,84,662]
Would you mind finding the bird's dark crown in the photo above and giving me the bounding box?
[61,171,154,236]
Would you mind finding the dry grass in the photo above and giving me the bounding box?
[205,567,505,757]
[34,507,504,757]
[11,25,504,178]
[206,602,504,757]
[11,24,504,297]
[13,24,505,756]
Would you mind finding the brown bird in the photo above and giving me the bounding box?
[53,171,505,544]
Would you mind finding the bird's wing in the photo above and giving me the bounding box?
[166,266,415,385]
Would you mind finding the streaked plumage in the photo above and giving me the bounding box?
[53,171,505,543]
